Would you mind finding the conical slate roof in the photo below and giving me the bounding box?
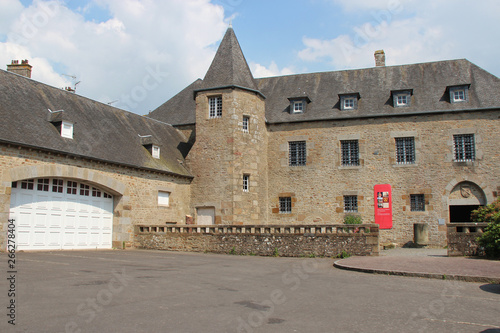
[200,27,258,91]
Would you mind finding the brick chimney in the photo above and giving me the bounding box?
[374,50,385,67]
[7,59,32,78]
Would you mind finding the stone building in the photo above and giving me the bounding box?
[150,28,500,246]
[1,28,499,250]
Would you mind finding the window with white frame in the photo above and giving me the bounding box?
[396,94,408,106]
[343,97,355,110]
[158,191,170,206]
[61,121,73,139]
[289,141,306,166]
[279,197,292,213]
[395,137,415,164]
[152,145,160,159]
[209,96,222,118]
[341,140,359,166]
[410,194,425,211]
[449,85,468,103]
[453,134,475,162]
[292,101,304,113]
[344,195,358,213]
[243,174,250,192]
[242,116,249,133]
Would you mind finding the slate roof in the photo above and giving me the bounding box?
[0,69,192,178]
[149,29,500,126]
[199,27,258,92]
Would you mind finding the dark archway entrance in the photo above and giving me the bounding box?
[448,181,486,223]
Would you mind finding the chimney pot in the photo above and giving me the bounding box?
[374,50,385,67]
[7,59,32,78]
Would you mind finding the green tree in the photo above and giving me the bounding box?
[472,198,500,258]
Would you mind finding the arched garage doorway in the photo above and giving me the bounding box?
[448,181,486,223]
[9,178,114,250]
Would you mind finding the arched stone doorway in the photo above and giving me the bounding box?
[448,181,486,222]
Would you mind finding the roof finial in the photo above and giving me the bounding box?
[229,19,233,28]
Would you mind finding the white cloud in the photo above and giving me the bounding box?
[251,61,295,78]
[0,0,228,114]
[300,0,500,76]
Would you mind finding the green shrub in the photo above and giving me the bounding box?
[336,250,351,259]
[473,198,500,258]
[344,215,362,224]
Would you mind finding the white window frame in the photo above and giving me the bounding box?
[292,101,304,114]
[158,191,170,206]
[61,121,73,139]
[396,94,408,106]
[242,116,249,133]
[152,145,160,159]
[343,97,355,110]
[453,89,465,102]
[243,174,250,192]
[209,96,222,118]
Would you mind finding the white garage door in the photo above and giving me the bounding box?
[9,178,114,250]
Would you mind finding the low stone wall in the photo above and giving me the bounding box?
[134,224,379,257]
[447,223,488,256]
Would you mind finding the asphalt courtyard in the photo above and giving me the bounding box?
[1,250,499,333]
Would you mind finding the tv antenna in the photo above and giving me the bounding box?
[62,74,81,93]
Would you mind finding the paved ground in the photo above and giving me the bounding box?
[1,250,500,332]
[335,248,500,283]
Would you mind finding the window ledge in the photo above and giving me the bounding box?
[338,165,361,170]
[392,163,418,168]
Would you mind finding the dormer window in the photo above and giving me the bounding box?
[152,145,160,159]
[391,90,412,107]
[288,96,311,114]
[339,93,360,111]
[61,121,73,139]
[448,85,469,103]
[293,101,304,113]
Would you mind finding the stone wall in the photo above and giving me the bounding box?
[266,110,500,246]
[0,143,192,249]
[447,223,487,256]
[134,224,379,257]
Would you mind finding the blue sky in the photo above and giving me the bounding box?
[1,0,499,115]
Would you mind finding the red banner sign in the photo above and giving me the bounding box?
[374,184,392,229]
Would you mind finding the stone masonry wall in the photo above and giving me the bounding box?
[0,143,191,249]
[447,223,487,256]
[266,110,500,246]
[135,224,379,257]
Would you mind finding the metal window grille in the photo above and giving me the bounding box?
[279,197,292,213]
[395,137,415,164]
[410,194,425,211]
[453,134,475,162]
[209,96,222,118]
[242,116,249,132]
[243,175,249,192]
[289,141,306,166]
[341,140,359,166]
[344,195,358,213]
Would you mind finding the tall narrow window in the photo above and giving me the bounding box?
[242,116,249,133]
[410,194,425,211]
[289,141,306,166]
[344,195,358,213]
[395,137,415,164]
[341,140,359,166]
[209,96,222,118]
[279,197,292,214]
[453,134,475,162]
[243,174,250,192]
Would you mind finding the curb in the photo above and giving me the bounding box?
[333,259,500,284]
